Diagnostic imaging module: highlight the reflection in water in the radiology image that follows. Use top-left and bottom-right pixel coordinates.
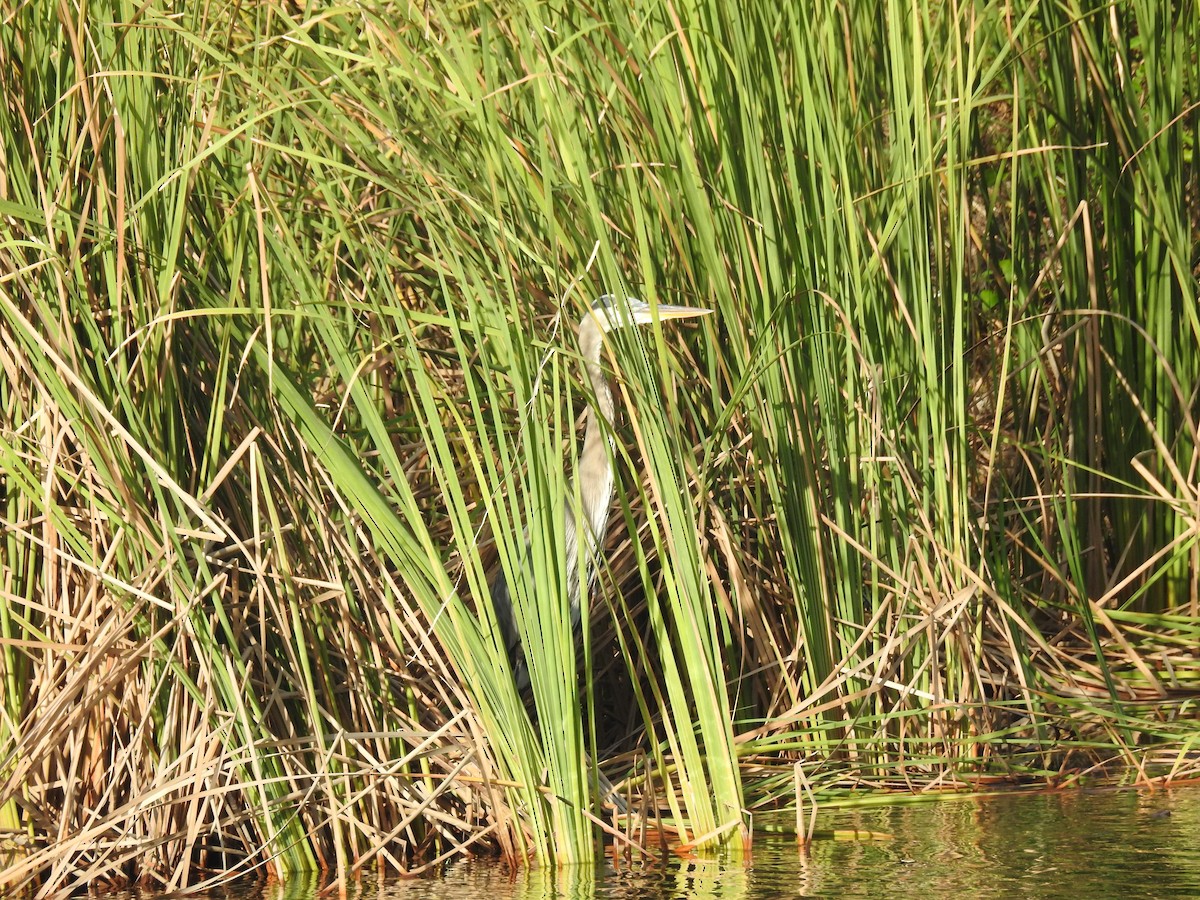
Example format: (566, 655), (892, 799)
(105, 787), (1200, 899)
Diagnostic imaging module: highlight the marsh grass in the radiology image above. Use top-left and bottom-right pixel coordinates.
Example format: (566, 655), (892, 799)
(1, 0), (1198, 891)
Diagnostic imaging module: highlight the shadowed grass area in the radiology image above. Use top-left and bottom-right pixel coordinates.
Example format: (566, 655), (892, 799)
(0, 0), (1198, 891)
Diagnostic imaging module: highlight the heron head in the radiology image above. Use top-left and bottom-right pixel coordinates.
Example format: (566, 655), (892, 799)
(589, 294), (713, 333)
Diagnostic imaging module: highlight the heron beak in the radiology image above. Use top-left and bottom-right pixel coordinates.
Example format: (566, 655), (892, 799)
(649, 304), (714, 321)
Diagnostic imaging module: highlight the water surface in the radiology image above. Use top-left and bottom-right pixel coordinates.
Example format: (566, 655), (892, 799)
(122, 786), (1200, 899)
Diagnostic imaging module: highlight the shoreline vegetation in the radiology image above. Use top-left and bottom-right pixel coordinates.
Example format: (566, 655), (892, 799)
(1, 0), (1198, 892)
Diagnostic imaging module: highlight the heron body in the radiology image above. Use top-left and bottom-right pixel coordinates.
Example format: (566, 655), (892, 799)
(489, 295), (711, 690)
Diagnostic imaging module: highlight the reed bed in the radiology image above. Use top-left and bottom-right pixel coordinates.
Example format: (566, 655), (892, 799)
(1, 0), (1198, 891)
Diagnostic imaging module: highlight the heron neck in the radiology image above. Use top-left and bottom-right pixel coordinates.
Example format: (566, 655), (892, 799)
(576, 318), (616, 556)
(578, 319), (615, 438)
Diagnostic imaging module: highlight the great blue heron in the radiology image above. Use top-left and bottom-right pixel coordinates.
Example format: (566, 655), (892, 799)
(489, 295), (712, 690)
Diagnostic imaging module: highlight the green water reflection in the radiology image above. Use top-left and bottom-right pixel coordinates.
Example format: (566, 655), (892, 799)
(119, 787), (1200, 899)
